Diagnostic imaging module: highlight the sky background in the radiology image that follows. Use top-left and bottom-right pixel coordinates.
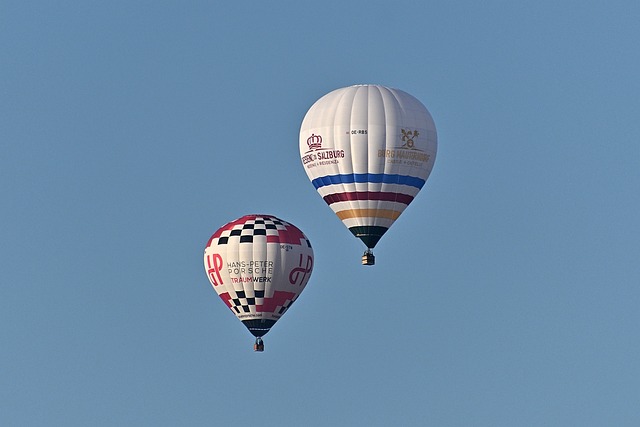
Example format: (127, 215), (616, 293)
(2, 1), (639, 426)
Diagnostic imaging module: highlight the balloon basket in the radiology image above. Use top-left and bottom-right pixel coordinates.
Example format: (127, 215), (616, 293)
(362, 250), (375, 266)
(254, 337), (264, 352)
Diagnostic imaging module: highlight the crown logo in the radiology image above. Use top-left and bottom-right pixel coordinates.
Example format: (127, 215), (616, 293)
(401, 129), (419, 149)
(307, 134), (322, 150)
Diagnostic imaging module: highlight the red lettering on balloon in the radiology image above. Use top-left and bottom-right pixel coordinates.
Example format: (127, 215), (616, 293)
(206, 253), (223, 286)
(289, 254), (313, 285)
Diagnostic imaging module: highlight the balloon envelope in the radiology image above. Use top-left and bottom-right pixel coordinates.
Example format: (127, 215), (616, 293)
(203, 214), (313, 339)
(299, 84), (437, 253)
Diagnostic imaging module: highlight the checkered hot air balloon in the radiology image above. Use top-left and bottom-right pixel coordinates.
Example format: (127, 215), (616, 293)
(203, 215), (313, 351)
(299, 85), (437, 265)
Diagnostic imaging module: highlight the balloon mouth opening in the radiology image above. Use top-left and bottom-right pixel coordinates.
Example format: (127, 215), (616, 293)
(242, 319), (277, 337)
(349, 226), (387, 249)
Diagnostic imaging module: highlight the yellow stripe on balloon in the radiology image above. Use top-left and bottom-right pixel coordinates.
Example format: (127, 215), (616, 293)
(336, 209), (402, 220)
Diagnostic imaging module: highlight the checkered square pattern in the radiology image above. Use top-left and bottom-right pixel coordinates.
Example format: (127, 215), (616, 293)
(274, 298), (295, 315)
(210, 215), (312, 248)
(218, 290), (297, 316)
(229, 289), (265, 314)
(217, 216), (283, 245)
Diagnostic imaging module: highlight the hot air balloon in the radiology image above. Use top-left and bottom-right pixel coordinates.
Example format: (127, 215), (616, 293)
(299, 84), (437, 265)
(203, 214), (313, 351)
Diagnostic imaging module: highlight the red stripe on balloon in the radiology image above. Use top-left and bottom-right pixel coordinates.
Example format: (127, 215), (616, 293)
(218, 292), (233, 308)
(256, 291), (297, 313)
(267, 225), (307, 245)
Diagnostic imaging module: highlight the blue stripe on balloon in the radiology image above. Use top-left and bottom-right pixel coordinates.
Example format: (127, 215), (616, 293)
(311, 173), (425, 190)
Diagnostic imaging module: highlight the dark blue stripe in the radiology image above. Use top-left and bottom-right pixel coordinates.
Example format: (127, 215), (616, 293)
(311, 173), (425, 190)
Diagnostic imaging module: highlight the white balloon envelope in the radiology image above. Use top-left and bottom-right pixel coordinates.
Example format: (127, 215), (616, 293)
(299, 84), (437, 265)
(203, 214), (313, 351)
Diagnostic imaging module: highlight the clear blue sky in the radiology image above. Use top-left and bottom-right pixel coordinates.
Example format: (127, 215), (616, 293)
(2, 1), (639, 426)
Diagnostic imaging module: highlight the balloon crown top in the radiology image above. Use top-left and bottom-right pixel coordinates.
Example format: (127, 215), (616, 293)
(307, 133), (322, 150)
(351, 84), (388, 88)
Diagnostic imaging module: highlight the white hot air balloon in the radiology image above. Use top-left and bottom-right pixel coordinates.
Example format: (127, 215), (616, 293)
(204, 214), (313, 351)
(299, 85), (437, 265)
